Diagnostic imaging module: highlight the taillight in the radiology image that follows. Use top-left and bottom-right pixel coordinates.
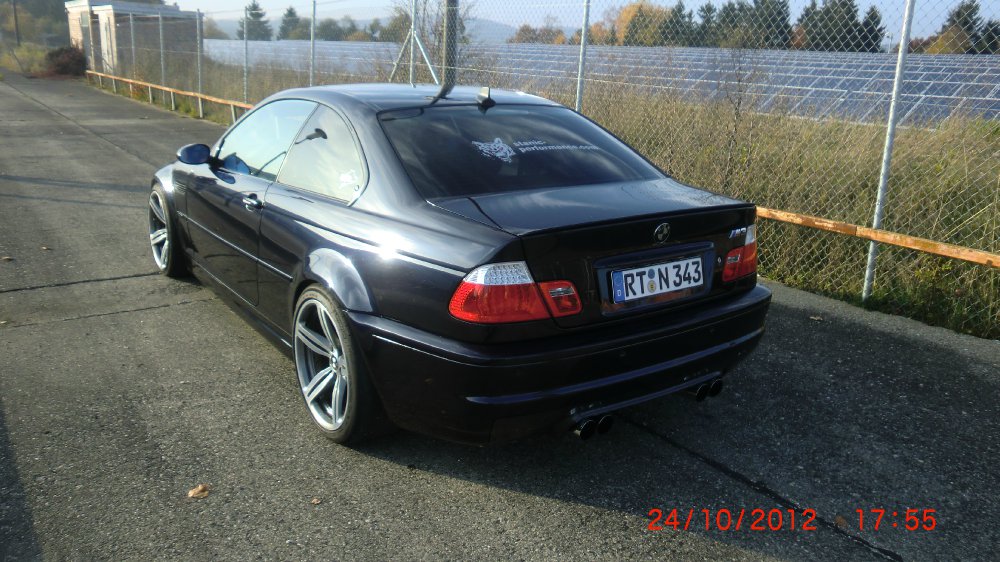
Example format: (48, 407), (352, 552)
(722, 224), (758, 282)
(448, 262), (581, 323)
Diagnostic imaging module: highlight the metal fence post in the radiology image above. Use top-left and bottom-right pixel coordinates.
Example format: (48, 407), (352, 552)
(862, 0), (917, 302)
(243, 7), (249, 103)
(129, 13), (136, 79)
(575, 0), (591, 113)
(196, 10), (204, 118)
(158, 13), (166, 88)
(409, 0), (417, 85)
(309, 0), (316, 86)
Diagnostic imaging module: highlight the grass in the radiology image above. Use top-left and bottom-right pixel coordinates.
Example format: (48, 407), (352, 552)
(88, 56), (1000, 339)
(0, 41), (49, 74)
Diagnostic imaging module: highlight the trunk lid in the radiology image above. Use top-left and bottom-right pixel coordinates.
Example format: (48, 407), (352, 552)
(433, 178), (757, 328)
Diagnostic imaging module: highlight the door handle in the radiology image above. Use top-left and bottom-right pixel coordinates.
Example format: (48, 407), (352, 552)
(242, 194), (263, 211)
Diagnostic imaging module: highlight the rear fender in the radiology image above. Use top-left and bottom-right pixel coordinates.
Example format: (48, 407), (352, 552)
(296, 247), (375, 316)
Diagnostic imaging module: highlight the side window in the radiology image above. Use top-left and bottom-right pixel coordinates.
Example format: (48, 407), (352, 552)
(277, 106), (366, 202)
(217, 100), (316, 181)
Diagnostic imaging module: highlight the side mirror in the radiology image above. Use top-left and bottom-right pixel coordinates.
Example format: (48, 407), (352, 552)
(177, 143), (211, 165)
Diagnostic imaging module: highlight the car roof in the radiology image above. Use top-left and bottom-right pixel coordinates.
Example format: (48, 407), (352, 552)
(269, 84), (561, 113)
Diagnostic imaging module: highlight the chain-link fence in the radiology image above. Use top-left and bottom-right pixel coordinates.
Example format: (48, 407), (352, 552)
(75, 0), (998, 338)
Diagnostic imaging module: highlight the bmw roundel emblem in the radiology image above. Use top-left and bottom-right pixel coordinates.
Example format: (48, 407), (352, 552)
(653, 223), (671, 244)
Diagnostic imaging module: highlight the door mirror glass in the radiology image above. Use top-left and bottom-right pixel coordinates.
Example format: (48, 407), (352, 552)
(177, 143), (211, 165)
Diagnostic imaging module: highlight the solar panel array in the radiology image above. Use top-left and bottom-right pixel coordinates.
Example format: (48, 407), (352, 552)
(204, 39), (1000, 125)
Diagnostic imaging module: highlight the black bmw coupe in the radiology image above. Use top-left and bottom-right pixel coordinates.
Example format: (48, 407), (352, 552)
(147, 84), (770, 444)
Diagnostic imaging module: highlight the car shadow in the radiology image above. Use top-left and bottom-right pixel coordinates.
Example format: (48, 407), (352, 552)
(0, 406), (42, 561)
(0, 174), (146, 195)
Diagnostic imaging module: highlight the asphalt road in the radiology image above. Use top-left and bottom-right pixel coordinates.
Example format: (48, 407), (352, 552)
(1, 73), (998, 561)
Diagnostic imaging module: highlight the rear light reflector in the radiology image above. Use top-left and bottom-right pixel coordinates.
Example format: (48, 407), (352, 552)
(722, 225), (758, 282)
(448, 262), (582, 323)
(538, 280), (582, 317)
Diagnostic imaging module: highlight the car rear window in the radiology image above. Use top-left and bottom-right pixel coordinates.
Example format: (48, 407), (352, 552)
(380, 105), (662, 198)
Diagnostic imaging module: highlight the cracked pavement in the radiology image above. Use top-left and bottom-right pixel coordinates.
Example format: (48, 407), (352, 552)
(1, 73), (998, 561)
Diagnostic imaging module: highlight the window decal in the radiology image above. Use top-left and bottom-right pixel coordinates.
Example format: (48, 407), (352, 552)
(472, 138), (515, 163)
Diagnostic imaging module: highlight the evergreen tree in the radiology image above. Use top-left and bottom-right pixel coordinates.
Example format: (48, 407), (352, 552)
(814, 0), (861, 51)
(661, 1), (695, 46)
(941, 0), (982, 52)
(277, 6), (300, 40)
(753, 0), (791, 49)
(717, 0), (753, 47)
(975, 19), (1000, 54)
(796, 0), (820, 50)
(697, 2), (718, 47)
(858, 6), (884, 52)
(237, 1), (272, 41)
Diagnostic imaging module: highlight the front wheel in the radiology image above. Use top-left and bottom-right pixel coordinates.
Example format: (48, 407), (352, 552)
(148, 183), (186, 277)
(293, 287), (387, 444)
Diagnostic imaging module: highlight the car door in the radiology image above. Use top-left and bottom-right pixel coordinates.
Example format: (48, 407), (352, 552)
(184, 99), (316, 305)
(257, 105), (369, 331)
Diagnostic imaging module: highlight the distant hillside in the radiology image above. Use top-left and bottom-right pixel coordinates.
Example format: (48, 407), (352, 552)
(467, 19), (517, 44)
(207, 17), (516, 44)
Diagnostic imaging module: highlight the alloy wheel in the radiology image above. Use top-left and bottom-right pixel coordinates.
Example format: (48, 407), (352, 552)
(294, 298), (350, 431)
(148, 191), (170, 270)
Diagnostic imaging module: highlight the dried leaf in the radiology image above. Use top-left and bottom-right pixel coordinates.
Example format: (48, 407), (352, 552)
(809, 316), (823, 321)
(187, 484), (210, 499)
(834, 515), (847, 529)
(0, 256), (13, 261)
(310, 497), (321, 505)
(40, 246), (51, 251)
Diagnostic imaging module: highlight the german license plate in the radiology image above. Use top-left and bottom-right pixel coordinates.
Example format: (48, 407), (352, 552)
(611, 256), (703, 303)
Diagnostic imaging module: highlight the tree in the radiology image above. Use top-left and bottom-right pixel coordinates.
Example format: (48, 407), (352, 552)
(380, 11), (409, 43)
(509, 16), (565, 44)
(316, 18), (343, 41)
(795, 0), (820, 50)
(616, 1), (671, 46)
(277, 6), (300, 40)
(858, 6), (884, 53)
(340, 16), (359, 37)
(752, 0), (790, 49)
(942, 0), (982, 40)
(813, 0), (862, 51)
(203, 18), (229, 39)
(717, 0), (753, 48)
(660, 1), (695, 46)
(975, 19), (999, 54)
(368, 18), (383, 40)
(237, 1), (272, 41)
(696, 3), (718, 47)
(927, 25), (972, 54)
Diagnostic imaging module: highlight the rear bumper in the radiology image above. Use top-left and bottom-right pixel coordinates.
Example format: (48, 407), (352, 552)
(348, 285), (771, 444)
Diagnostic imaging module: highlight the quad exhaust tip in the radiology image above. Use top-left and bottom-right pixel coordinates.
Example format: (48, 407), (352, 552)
(709, 379), (723, 397)
(686, 383), (710, 402)
(685, 378), (724, 402)
(573, 415), (614, 440)
(596, 415), (614, 434)
(573, 419), (597, 440)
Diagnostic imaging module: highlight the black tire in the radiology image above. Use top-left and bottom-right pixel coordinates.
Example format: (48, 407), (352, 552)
(147, 182), (187, 277)
(292, 286), (389, 444)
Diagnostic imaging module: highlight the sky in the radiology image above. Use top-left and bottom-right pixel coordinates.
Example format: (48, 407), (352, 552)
(171, 0), (1000, 42)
